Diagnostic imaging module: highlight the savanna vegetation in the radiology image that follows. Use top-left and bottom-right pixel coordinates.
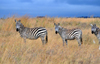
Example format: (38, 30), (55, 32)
(0, 16), (100, 64)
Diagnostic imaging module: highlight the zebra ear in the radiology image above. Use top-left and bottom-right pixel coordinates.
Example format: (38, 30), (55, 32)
(19, 20), (21, 22)
(90, 24), (93, 27)
(15, 19), (17, 22)
(54, 23), (56, 25)
(58, 23), (60, 25)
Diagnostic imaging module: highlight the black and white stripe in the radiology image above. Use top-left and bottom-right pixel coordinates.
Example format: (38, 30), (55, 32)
(68, 29), (81, 39)
(15, 20), (48, 45)
(90, 24), (100, 50)
(54, 23), (82, 46)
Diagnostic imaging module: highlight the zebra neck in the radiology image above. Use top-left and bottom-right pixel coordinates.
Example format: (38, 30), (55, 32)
(19, 26), (25, 33)
(94, 32), (98, 36)
(58, 27), (65, 35)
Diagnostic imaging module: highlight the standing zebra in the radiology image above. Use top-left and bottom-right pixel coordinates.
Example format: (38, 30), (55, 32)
(54, 23), (82, 46)
(15, 20), (48, 45)
(90, 24), (100, 50)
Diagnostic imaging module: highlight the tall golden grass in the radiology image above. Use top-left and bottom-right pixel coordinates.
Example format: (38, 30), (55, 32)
(0, 16), (100, 64)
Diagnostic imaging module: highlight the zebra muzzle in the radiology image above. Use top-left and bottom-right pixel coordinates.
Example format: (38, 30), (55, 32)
(55, 31), (58, 34)
(92, 31), (94, 34)
(16, 28), (19, 31)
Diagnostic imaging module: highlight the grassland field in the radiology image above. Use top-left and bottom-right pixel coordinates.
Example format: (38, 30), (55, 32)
(0, 16), (100, 64)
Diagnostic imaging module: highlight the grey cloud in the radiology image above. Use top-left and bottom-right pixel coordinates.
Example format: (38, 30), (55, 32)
(0, 0), (100, 18)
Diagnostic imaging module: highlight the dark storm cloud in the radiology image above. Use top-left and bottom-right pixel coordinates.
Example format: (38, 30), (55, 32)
(54, 0), (100, 6)
(0, 0), (100, 18)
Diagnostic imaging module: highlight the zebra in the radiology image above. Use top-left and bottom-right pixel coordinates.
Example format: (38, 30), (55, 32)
(90, 24), (100, 50)
(54, 23), (82, 46)
(15, 19), (48, 45)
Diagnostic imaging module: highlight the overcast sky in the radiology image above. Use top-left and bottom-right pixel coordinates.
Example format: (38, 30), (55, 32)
(0, 0), (100, 18)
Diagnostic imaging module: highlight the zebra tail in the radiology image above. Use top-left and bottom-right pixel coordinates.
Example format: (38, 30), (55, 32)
(46, 34), (48, 43)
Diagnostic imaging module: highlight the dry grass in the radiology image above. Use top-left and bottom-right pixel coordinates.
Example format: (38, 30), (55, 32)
(0, 16), (100, 64)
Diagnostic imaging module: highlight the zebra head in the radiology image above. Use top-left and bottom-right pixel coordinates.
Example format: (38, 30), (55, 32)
(90, 24), (99, 34)
(15, 20), (22, 31)
(54, 23), (61, 34)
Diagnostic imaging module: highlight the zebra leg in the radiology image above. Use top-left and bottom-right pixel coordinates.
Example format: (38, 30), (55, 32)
(99, 41), (100, 50)
(65, 40), (68, 45)
(23, 37), (26, 43)
(40, 36), (46, 45)
(23, 38), (26, 43)
(77, 39), (81, 46)
(62, 39), (65, 46)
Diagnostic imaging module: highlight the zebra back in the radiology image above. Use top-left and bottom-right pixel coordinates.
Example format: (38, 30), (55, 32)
(23, 27), (47, 39)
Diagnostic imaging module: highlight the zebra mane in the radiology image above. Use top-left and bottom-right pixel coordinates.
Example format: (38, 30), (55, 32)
(96, 27), (100, 34)
(68, 28), (79, 30)
(18, 22), (25, 32)
(59, 26), (64, 30)
(61, 27), (80, 33)
(20, 22), (25, 28)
